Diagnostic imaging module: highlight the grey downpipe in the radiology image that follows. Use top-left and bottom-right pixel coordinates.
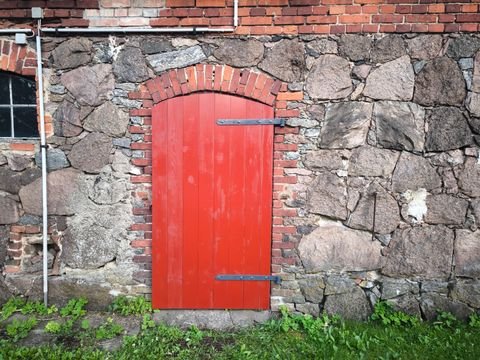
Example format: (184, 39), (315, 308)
(41, 1), (238, 34)
(35, 20), (49, 306)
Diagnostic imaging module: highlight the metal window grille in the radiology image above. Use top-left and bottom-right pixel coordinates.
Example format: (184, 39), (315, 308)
(0, 72), (38, 138)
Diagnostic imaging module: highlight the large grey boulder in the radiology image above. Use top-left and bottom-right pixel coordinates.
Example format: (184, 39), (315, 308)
(425, 107), (473, 151)
(348, 189), (400, 234)
(381, 278), (419, 299)
(83, 102), (129, 137)
(392, 152), (441, 193)
(213, 39), (264, 67)
(414, 57), (466, 106)
(472, 199), (480, 224)
(348, 145), (399, 177)
(141, 39), (173, 55)
(420, 294), (473, 321)
(371, 35), (406, 63)
(298, 222), (383, 272)
(319, 102), (372, 149)
(113, 46), (150, 83)
(305, 38), (338, 56)
(458, 157), (480, 197)
(324, 286), (371, 321)
(61, 64), (115, 106)
(0, 226), (7, 266)
(19, 168), (87, 216)
(446, 35), (480, 60)
(451, 280), (480, 308)
(473, 51), (480, 93)
(303, 150), (349, 171)
(51, 38), (92, 70)
(338, 34), (372, 62)
(374, 101), (425, 152)
(406, 35), (443, 60)
(455, 230), (480, 278)
(6, 155), (31, 172)
(68, 132), (112, 174)
(53, 100), (91, 138)
(364, 56), (414, 101)
(34, 148), (69, 171)
(5, 275), (114, 310)
(0, 167), (41, 195)
(298, 275), (325, 303)
(466, 92), (480, 117)
(147, 45), (206, 73)
(382, 225), (454, 280)
(308, 171), (347, 220)
(425, 194), (468, 225)
(258, 39), (305, 82)
(306, 55), (352, 100)
(87, 171), (127, 205)
(0, 195), (19, 224)
(62, 203), (132, 269)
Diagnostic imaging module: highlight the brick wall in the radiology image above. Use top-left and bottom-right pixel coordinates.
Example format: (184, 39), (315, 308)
(0, 0), (479, 33)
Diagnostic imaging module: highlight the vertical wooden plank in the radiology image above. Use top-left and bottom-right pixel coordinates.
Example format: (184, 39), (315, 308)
(182, 94), (200, 308)
(197, 93), (216, 308)
(227, 96), (247, 308)
(152, 103), (168, 308)
(212, 93), (233, 308)
(166, 96), (184, 307)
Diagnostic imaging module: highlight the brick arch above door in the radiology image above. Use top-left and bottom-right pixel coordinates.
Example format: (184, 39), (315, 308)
(130, 64), (303, 118)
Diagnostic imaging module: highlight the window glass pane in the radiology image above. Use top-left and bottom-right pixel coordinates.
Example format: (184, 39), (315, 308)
(13, 107), (38, 137)
(12, 75), (36, 104)
(0, 73), (10, 105)
(0, 108), (12, 137)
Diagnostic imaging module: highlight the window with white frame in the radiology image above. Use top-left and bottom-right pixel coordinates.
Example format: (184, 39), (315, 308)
(0, 72), (38, 138)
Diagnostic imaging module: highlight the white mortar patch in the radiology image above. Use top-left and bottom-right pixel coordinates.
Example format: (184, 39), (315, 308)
(403, 188), (428, 223)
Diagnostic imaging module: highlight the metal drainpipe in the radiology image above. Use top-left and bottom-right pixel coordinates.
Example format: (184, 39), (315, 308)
(0, 29), (34, 34)
(41, 1), (239, 34)
(35, 19), (49, 307)
(234, 0), (238, 27)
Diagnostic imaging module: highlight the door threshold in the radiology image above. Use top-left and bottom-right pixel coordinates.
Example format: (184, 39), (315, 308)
(152, 310), (271, 330)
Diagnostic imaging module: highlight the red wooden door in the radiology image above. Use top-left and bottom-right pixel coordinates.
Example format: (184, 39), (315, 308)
(152, 93), (274, 309)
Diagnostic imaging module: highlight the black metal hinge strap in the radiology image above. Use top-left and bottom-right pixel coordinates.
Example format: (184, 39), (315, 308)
(216, 118), (285, 127)
(215, 274), (281, 284)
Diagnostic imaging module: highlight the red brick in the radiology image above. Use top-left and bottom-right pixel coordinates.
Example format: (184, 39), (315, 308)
(131, 175), (152, 183)
(166, 0), (194, 7)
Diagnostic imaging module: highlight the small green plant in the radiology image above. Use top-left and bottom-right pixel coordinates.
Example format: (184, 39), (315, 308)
(0, 298), (26, 321)
(20, 301), (57, 316)
(141, 313), (156, 331)
(6, 317), (37, 342)
(371, 301), (420, 327)
(81, 319), (91, 330)
(469, 313), (480, 328)
(60, 298), (88, 319)
(44, 321), (62, 334)
(1, 298), (58, 321)
(95, 318), (124, 340)
(434, 311), (458, 328)
(109, 295), (152, 315)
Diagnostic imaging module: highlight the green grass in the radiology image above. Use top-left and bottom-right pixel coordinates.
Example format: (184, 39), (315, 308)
(1, 299), (479, 360)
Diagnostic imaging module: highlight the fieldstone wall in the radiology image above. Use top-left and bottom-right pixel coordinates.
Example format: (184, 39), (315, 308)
(0, 33), (479, 319)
